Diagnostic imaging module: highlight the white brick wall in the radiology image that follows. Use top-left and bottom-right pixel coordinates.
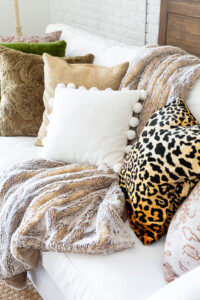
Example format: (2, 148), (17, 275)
(49, 0), (161, 46)
(146, 0), (161, 44)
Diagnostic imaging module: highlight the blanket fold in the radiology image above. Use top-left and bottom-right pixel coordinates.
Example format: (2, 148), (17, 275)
(121, 45), (200, 140)
(0, 159), (134, 289)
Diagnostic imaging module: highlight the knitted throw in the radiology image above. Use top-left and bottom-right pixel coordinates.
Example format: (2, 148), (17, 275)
(121, 46), (200, 144)
(0, 159), (134, 289)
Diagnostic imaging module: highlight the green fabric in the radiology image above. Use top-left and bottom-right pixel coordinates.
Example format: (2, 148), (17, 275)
(0, 40), (67, 57)
(0, 40), (67, 101)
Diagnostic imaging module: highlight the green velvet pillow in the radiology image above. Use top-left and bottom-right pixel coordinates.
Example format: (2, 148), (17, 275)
(0, 40), (66, 57)
(0, 40), (67, 101)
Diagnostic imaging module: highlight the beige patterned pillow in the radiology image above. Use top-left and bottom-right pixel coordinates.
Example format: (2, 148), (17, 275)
(35, 54), (129, 146)
(164, 181), (200, 282)
(0, 31), (62, 43)
(0, 46), (94, 136)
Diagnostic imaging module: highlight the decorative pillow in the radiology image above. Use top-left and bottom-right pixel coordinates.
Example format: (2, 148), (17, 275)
(119, 98), (200, 245)
(0, 31), (62, 43)
(0, 40), (67, 57)
(164, 180), (200, 282)
(40, 83), (147, 170)
(0, 40), (67, 104)
(0, 46), (94, 136)
(35, 54), (129, 146)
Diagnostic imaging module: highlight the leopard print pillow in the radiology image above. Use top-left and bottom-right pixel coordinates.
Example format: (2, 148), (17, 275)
(119, 98), (200, 245)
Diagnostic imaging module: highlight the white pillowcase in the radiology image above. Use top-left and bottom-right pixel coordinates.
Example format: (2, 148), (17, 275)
(40, 84), (147, 172)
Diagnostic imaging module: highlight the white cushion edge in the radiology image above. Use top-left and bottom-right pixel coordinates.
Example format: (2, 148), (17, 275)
(42, 252), (105, 300)
(148, 266), (200, 300)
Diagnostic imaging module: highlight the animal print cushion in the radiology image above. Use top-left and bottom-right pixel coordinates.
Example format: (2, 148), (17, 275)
(119, 98), (200, 245)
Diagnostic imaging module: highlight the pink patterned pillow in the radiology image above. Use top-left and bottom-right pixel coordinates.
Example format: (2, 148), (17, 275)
(164, 181), (200, 282)
(0, 31), (62, 43)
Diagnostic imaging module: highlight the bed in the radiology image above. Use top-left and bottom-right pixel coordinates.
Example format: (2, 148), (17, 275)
(1, 2), (200, 299)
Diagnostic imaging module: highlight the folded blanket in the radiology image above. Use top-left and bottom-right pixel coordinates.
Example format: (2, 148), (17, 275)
(0, 159), (134, 289)
(121, 45), (200, 143)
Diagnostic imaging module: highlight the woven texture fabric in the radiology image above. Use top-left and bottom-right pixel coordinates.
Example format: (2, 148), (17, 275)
(120, 45), (200, 145)
(0, 279), (42, 300)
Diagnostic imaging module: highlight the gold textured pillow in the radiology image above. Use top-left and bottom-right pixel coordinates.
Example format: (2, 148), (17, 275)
(0, 46), (94, 136)
(35, 53), (129, 146)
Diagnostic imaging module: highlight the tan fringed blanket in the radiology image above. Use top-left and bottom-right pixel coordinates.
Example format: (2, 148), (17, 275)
(121, 45), (200, 142)
(0, 159), (134, 289)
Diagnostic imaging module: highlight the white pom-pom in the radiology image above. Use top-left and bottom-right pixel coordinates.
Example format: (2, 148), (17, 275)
(49, 98), (54, 107)
(140, 90), (147, 100)
(66, 83), (76, 89)
(79, 86), (87, 90)
(125, 145), (132, 154)
(90, 87), (99, 91)
(121, 87), (129, 91)
(129, 117), (139, 128)
(55, 83), (65, 92)
(127, 130), (136, 140)
(113, 163), (122, 173)
(133, 103), (143, 114)
(105, 88), (113, 92)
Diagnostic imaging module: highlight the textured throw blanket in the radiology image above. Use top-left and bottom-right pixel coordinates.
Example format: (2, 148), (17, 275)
(121, 45), (200, 140)
(0, 159), (134, 289)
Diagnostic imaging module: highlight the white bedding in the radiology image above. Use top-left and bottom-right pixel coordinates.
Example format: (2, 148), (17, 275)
(42, 226), (166, 300)
(0, 137), (38, 172)
(0, 135), (167, 300)
(2, 22), (196, 300)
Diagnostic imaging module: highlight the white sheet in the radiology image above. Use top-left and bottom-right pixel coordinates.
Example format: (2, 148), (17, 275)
(42, 222), (167, 300)
(0, 137), (38, 172)
(46, 23), (142, 67)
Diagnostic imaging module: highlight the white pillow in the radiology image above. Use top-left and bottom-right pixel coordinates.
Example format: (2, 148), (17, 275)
(166, 78), (200, 123)
(186, 78), (200, 122)
(40, 84), (147, 172)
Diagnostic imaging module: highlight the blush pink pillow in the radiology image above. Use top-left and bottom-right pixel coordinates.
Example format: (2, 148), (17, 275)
(0, 31), (62, 43)
(164, 181), (200, 282)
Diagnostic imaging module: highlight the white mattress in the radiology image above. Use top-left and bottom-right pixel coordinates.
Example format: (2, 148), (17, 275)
(0, 137), (38, 172)
(41, 224), (167, 300)
(0, 136), (167, 299)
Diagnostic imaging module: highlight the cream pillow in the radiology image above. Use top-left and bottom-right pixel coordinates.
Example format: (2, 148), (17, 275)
(35, 53), (129, 146)
(40, 84), (147, 171)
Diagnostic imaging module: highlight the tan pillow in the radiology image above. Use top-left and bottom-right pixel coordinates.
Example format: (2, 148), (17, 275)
(0, 47), (94, 136)
(35, 54), (129, 146)
(164, 181), (200, 282)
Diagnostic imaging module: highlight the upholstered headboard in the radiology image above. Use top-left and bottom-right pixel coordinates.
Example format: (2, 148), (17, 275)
(158, 0), (200, 57)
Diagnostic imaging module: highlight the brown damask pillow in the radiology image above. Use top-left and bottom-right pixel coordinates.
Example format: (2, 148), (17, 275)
(35, 53), (129, 145)
(0, 46), (94, 136)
